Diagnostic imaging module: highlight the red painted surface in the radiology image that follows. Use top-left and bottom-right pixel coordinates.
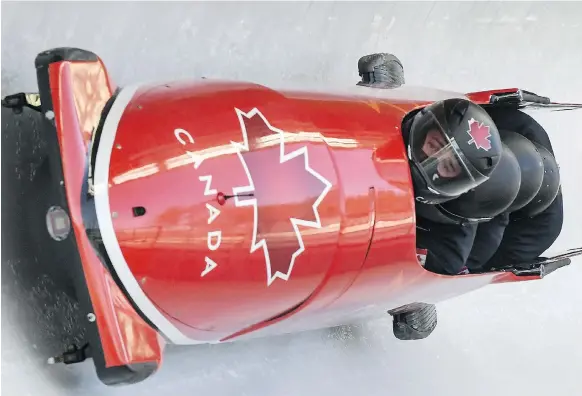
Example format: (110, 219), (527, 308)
(104, 79), (542, 343)
(50, 59), (164, 368)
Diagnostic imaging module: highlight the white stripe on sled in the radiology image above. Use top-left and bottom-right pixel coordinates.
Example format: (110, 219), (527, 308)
(93, 83), (208, 345)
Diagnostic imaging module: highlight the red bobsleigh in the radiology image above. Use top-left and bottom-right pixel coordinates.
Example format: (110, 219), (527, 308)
(3, 47), (581, 386)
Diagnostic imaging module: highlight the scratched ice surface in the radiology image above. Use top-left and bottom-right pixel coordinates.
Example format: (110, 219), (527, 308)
(2, 2), (582, 396)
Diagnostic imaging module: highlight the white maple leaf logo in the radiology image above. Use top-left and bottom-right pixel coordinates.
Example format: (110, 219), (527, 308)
(230, 108), (332, 286)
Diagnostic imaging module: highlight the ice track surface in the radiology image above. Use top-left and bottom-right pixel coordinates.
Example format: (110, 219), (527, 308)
(2, 2), (582, 396)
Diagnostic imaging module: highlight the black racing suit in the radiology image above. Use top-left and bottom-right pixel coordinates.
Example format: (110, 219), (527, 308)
(416, 108), (564, 275)
(416, 217), (477, 275)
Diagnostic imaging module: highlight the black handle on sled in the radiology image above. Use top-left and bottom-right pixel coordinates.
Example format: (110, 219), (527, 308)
(486, 247), (582, 278)
(520, 90), (551, 104)
(1, 92), (42, 114)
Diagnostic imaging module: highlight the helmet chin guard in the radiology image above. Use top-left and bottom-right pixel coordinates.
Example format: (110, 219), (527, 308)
(410, 164), (456, 205)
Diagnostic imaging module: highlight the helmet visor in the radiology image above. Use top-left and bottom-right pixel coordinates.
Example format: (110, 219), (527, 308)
(410, 113), (489, 196)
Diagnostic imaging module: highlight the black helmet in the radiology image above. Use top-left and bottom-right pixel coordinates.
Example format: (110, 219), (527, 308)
(500, 131), (544, 213)
(407, 98), (503, 204)
(436, 142), (522, 223)
(514, 142), (561, 218)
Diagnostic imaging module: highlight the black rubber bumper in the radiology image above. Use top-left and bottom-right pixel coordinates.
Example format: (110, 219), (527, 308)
(33, 47), (158, 386)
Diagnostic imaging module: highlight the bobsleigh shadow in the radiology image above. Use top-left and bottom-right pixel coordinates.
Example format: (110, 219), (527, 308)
(1, 106), (93, 388)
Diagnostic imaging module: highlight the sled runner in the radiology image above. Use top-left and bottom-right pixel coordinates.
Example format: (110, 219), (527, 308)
(3, 47), (580, 386)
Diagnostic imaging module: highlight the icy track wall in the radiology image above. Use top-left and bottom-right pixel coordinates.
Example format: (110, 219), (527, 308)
(2, 2), (582, 396)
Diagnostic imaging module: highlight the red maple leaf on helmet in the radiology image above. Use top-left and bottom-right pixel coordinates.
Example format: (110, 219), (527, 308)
(466, 118), (492, 151)
(231, 108), (332, 286)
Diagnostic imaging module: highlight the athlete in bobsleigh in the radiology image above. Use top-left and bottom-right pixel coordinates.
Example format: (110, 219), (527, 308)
(2, 47), (579, 387)
(358, 53), (563, 277)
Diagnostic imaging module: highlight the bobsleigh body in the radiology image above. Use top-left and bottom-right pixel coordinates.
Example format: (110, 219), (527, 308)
(92, 71), (514, 346)
(6, 48), (580, 386)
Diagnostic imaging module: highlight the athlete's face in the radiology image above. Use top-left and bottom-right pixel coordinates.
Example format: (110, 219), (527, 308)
(421, 129), (462, 178)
